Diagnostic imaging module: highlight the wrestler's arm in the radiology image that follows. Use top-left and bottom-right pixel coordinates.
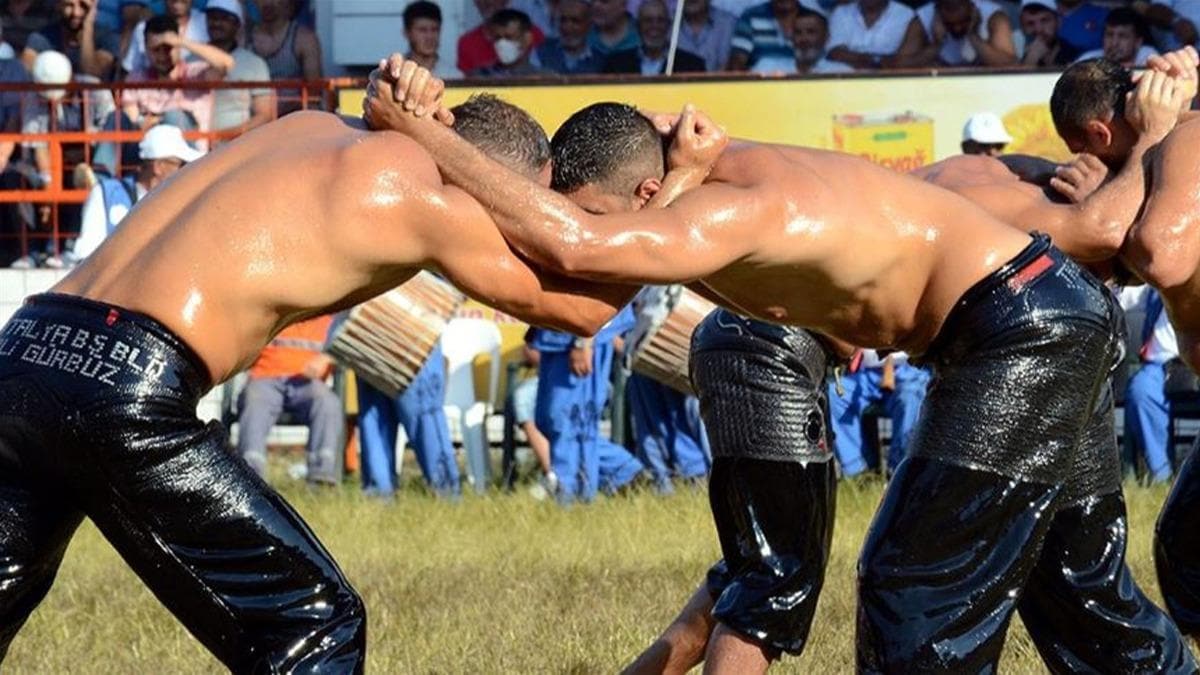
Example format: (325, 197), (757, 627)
(1123, 123), (1200, 291)
(952, 145), (1153, 261)
(417, 182), (639, 336)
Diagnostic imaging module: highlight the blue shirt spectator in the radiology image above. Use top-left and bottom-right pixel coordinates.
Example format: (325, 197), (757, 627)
(26, 1), (122, 80)
(1057, 0), (1107, 55)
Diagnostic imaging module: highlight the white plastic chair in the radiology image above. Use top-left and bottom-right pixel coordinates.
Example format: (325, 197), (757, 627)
(440, 318), (502, 493)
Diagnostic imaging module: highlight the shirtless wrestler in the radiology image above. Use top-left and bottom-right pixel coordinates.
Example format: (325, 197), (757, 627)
(0, 97), (636, 671)
(538, 102), (847, 675)
(624, 117), (1196, 671)
(366, 56), (1188, 671)
(1048, 49), (1200, 642)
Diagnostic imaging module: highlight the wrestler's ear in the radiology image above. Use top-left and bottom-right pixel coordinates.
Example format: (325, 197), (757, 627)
(1083, 119), (1114, 149)
(634, 177), (662, 208)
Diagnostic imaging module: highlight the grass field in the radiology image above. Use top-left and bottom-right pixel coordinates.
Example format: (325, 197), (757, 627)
(3, 463), (1181, 674)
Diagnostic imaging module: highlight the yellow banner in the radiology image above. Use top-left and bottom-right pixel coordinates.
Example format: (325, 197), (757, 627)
(339, 72), (1071, 163)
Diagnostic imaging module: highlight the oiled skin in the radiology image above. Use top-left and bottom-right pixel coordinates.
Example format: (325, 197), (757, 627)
(52, 112), (633, 383)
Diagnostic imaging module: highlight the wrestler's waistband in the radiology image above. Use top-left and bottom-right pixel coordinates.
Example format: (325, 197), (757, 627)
(692, 308), (831, 378)
(2, 293), (212, 401)
(916, 233), (1110, 366)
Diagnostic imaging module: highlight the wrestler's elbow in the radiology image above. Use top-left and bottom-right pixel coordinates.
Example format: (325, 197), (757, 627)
(1139, 257), (1194, 291)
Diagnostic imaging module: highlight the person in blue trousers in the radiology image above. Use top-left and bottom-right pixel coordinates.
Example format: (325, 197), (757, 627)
(626, 372), (711, 494)
(356, 342), (461, 499)
(1124, 287), (1178, 483)
(532, 304), (645, 504)
(827, 350), (930, 476)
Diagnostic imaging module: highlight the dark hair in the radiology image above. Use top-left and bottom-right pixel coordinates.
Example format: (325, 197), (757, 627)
(403, 1), (442, 29)
(1050, 58), (1132, 138)
(551, 102), (664, 195)
(1105, 6), (1148, 39)
(452, 94), (550, 177)
(145, 14), (180, 37)
(489, 8), (532, 31)
(794, 6), (828, 28)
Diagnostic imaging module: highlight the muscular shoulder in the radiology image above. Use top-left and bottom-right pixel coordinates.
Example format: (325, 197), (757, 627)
(913, 154), (1015, 189)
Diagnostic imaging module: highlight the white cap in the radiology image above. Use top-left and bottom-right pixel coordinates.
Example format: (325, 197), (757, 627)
(32, 50), (72, 101)
(204, 0), (244, 22)
(1020, 0), (1055, 12)
(962, 112), (1013, 144)
(139, 124), (205, 163)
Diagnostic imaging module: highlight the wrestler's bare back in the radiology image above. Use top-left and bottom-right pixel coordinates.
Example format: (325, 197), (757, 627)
(654, 143), (1033, 352)
(50, 112), (597, 383)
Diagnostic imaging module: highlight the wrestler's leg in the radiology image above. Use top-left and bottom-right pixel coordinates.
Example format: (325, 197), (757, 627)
(0, 419), (83, 661)
(1018, 391), (1195, 672)
(1156, 437), (1200, 638)
(0, 374), (91, 661)
(70, 412), (365, 673)
(622, 583), (716, 675)
(858, 311), (1115, 672)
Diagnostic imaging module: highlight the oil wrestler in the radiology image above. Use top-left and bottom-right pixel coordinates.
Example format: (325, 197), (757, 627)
(0, 96), (637, 671)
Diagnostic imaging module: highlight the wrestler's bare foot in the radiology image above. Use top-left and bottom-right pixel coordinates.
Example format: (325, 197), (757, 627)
(622, 585), (716, 675)
(703, 623), (774, 675)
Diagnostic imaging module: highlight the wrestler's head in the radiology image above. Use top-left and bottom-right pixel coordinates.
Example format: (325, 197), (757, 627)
(450, 94), (552, 186)
(1050, 59), (1138, 169)
(550, 102), (664, 214)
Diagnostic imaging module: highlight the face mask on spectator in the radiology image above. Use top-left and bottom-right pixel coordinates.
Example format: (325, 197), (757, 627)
(495, 38), (522, 64)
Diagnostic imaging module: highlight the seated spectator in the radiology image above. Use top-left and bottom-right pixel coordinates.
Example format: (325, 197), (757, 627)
(911, 0), (1017, 67)
(678, 0), (737, 72)
(1055, 0), (1108, 57)
(536, 0), (604, 74)
(828, 350), (930, 477)
(604, 0), (707, 74)
(356, 343), (461, 500)
(458, 0), (545, 73)
(117, 0), (151, 63)
(960, 111), (1012, 155)
(122, 0), (208, 75)
(237, 315), (343, 487)
(1145, 0), (1198, 50)
(121, 15), (232, 142)
(206, 0), (275, 138)
(827, 0), (925, 69)
(4, 0), (54, 58)
(24, 0), (121, 80)
(1019, 0), (1075, 66)
(402, 1), (460, 80)
(18, 50), (113, 264)
(1075, 8), (1158, 68)
(750, 6), (853, 73)
(513, 0), (555, 38)
(589, 0), (640, 58)
(471, 9), (548, 76)
(74, 123), (199, 258)
(1124, 287), (1178, 483)
(0, 41), (31, 267)
(250, 0), (322, 117)
(728, 0), (804, 71)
